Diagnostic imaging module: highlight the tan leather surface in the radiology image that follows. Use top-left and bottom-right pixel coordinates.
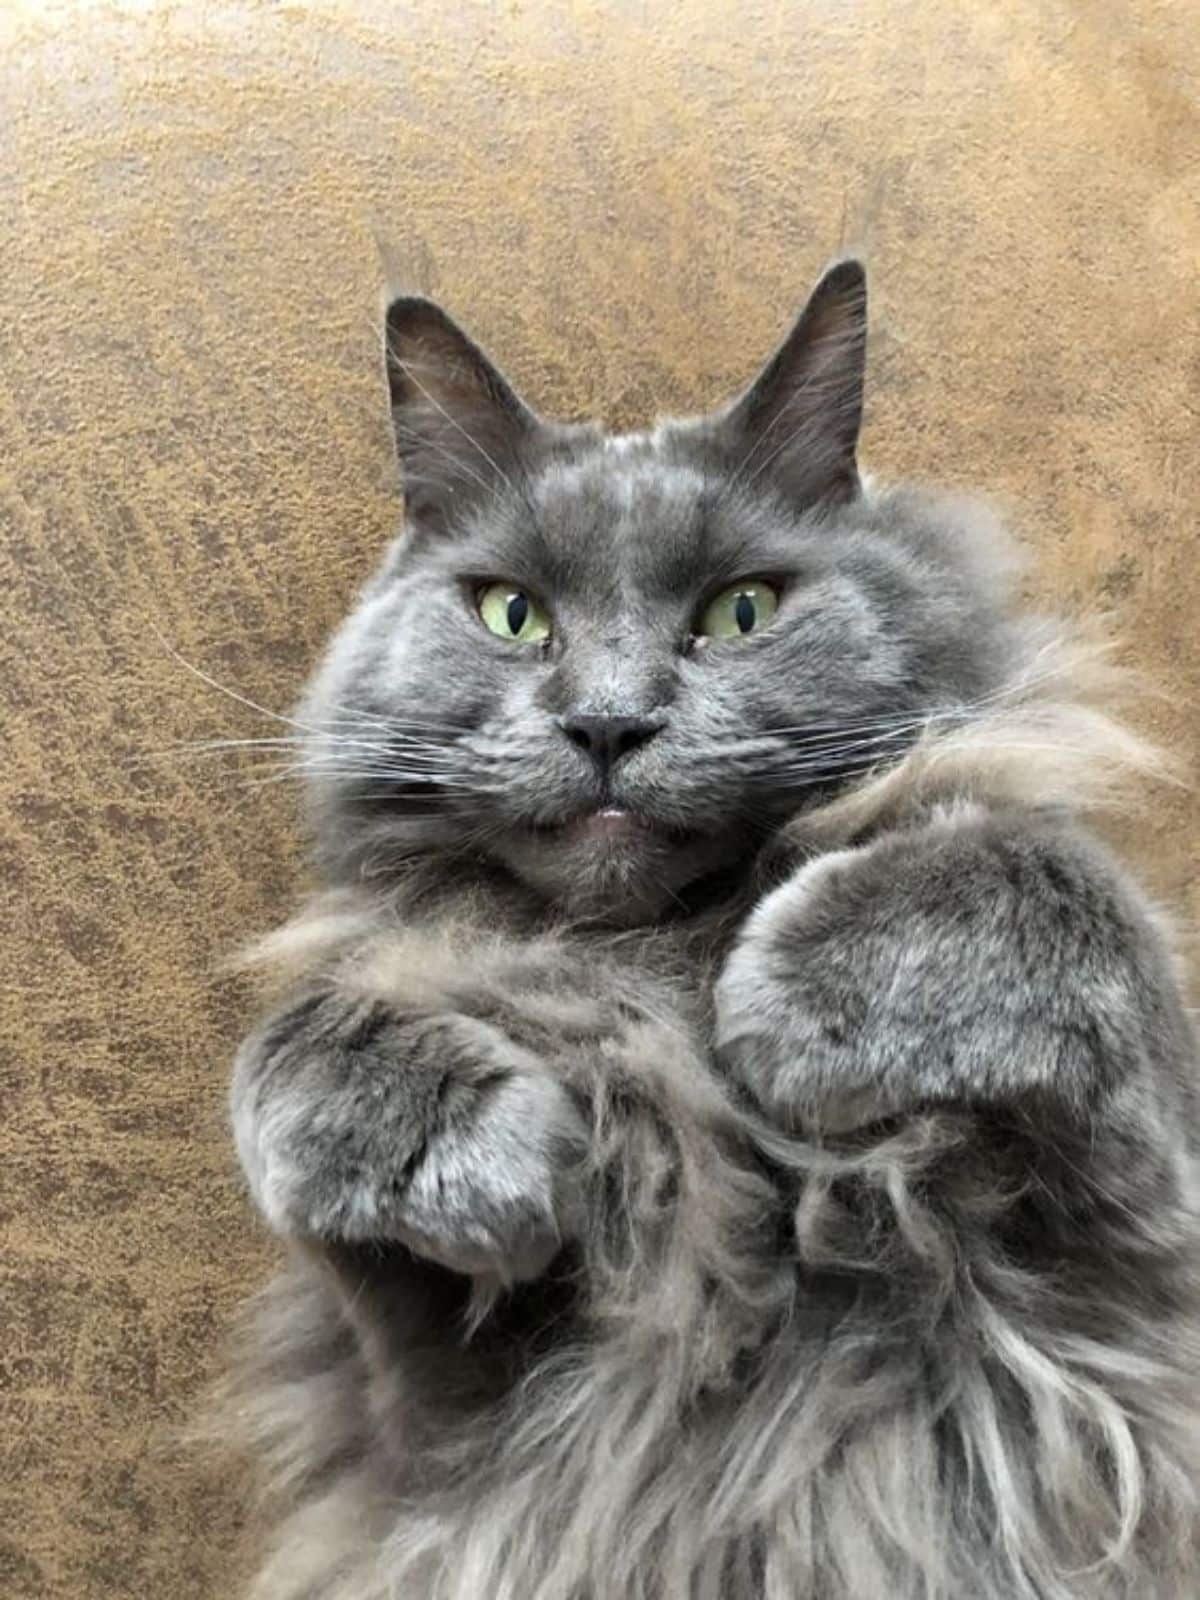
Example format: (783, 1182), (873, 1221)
(2, 2), (1196, 1594)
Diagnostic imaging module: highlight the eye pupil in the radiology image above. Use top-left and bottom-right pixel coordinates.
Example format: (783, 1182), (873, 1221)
(506, 593), (529, 635)
(696, 579), (777, 640)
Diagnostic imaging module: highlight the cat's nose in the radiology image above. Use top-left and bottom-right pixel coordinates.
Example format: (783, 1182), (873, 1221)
(558, 712), (665, 775)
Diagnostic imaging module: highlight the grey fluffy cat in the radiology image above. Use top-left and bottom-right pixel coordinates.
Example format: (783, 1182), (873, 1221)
(224, 261), (1200, 1598)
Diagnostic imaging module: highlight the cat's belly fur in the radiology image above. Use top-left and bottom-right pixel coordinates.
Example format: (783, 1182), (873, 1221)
(228, 813), (1200, 1599)
(239, 1125), (1199, 1600)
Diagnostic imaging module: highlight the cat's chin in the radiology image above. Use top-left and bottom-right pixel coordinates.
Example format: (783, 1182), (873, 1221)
(495, 809), (728, 925)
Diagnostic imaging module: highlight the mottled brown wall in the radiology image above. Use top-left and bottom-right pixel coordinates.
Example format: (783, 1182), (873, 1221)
(1, 1), (1196, 1594)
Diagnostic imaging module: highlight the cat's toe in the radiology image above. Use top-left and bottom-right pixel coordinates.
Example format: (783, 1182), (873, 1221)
(388, 1068), (586, 1279)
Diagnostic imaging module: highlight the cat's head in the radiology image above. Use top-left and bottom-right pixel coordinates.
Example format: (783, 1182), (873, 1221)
(301, 262), (1015, 922)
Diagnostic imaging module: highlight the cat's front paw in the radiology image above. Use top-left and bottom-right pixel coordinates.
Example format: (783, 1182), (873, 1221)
(233, 1000), (587, 1281)
(391, 1060), (587, 1280)
(716, 813), (1151, 1135)
(714, 847), (908, 1133)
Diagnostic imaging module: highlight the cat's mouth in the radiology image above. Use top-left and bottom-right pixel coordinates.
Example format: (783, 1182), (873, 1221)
(539, 806), (691, 848)
(504, 803), (738, 921)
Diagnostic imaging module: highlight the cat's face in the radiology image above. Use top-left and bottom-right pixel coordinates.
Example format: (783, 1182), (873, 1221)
(302, 263), (1008, 921)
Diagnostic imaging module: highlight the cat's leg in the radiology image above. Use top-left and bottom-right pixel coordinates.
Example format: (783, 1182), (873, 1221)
(715, 803), (1196, 1161)
(714, 804), (1200, 1589)
(234, 993), (584, 1281)
(232, 931), (694, 1286)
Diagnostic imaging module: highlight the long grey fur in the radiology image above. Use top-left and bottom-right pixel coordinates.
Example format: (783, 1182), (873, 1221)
(219, 261), (1200, 1598)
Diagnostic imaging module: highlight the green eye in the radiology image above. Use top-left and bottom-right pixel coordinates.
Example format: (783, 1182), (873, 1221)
(698, 580), (779, 639)
(477, 583), (552, 643)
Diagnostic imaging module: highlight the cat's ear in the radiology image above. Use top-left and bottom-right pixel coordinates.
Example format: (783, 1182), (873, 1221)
(719, 259), (867, 507)
(385, 297), (537, 532)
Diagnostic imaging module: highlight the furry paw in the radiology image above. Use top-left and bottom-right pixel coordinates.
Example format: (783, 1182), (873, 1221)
(234, 1000), (586, 1281)
(714, 847), (896, 1133)
(715, 812), (1155, 1134)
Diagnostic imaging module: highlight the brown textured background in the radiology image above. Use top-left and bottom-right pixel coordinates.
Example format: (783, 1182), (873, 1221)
(2, 1), (1197, 1594)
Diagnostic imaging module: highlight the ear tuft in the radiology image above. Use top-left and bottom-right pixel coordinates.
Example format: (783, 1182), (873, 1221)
(384, 299), (536, 533)
(723, 259), (868, 507)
